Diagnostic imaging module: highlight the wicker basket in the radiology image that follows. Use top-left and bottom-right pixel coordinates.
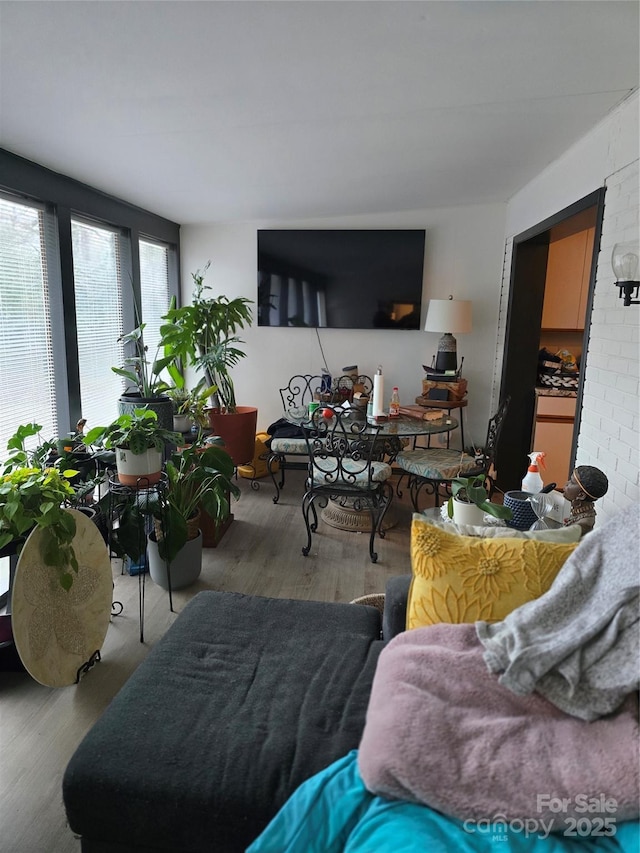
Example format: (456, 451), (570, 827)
(538, 372), (579, 390)
(154, 510), (201, 542)
(349, 593), (385, 616)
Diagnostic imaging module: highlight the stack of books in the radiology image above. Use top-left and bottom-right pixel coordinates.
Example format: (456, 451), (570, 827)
(398, 405), (446, 421)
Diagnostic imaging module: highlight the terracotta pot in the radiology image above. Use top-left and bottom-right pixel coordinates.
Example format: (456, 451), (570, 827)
(206, 406), (258, 466)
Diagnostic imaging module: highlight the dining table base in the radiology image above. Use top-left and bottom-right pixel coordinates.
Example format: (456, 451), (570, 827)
(320, 497), (398, 533)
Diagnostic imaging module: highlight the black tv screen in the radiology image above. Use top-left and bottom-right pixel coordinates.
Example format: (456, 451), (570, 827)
(257, 229), (425, 330)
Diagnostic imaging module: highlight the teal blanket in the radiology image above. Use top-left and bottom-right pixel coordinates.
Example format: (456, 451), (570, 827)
(247, 751), (639, 853)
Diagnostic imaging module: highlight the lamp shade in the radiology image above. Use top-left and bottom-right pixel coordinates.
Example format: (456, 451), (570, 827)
(424, 299), (472, 334)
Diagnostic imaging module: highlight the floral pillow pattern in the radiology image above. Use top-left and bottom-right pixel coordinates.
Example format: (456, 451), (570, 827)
(407, 516), (578, 629)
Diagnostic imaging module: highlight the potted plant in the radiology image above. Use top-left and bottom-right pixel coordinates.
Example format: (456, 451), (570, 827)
(447, 474), (513, 526)
(160, 262), (257, 465)
(167, 379), (217, 435)
(147, 438), (239, 590)
(112, 300), (180, 431)
(0, 423), (80, 590)
(84, 408), (181, 486)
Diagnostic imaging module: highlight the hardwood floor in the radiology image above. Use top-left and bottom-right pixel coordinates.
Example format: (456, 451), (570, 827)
(0, 470), (430, 853)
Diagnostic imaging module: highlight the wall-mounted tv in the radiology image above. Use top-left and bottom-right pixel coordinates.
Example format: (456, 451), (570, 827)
(257, 229), (425, 330)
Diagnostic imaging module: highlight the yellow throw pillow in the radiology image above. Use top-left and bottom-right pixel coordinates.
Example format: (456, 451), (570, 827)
(407, 516), (579, 630)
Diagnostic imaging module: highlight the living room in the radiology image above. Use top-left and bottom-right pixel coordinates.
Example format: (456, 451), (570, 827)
(0, 2), (639, 852)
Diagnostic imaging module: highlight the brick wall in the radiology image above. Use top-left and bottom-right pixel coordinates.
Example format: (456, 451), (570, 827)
(578, 159), (639, 520)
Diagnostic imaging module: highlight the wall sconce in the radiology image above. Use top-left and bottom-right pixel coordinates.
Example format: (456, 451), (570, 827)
(424, 296), (472, 371)
(612, 241), (639, 306)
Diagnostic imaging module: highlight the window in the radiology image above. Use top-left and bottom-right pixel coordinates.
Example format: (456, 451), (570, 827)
(72, 219), (126, 429)
(0, 150), (180, 607)
(0, 195), (59, 451)
(139, 238), (171, 363)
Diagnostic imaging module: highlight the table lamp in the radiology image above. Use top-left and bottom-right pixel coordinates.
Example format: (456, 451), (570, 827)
(424, 297), (472, 372)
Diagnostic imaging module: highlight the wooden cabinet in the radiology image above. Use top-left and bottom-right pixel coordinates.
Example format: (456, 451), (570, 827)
(533, 394), (577, 488)
(541, 225), (595, 330)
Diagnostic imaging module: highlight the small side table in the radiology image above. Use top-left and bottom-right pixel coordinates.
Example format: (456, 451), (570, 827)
(414, 396), (468, 451)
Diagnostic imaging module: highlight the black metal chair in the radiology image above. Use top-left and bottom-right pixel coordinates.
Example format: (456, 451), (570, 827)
(266, 374), (324, 503)
(301, 406), (393, 563)
(266, 374), (373, 503)
(395, 396), (510, 512)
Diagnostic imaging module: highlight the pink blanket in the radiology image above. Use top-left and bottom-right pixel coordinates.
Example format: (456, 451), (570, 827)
(358, 624), (639, 826)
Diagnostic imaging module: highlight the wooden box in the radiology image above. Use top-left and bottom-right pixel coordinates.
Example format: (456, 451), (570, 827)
(421, 378), (468, 401)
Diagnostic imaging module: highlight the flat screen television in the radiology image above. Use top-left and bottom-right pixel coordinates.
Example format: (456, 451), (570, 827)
(257, 229), (425, 330)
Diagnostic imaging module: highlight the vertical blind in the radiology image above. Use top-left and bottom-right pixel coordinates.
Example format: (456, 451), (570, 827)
(0, 196), (58, 452)
(139, 238), (170, 366)
(72, 219), (125, 429)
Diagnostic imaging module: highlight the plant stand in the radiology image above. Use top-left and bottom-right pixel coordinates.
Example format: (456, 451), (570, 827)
(107, 472), (170, 643)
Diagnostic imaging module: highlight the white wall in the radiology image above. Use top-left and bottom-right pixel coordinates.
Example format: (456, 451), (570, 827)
(180, 204), (506, 446)
(495, 92), (639, 524)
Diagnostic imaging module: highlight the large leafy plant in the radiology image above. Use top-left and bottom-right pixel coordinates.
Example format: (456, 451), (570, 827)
(112, 322), (177, 399)
(160, 262), (253, 413)
(154, 439), (239, 564)
(83, 408), (181, 454)
(447, 474), (512, 521)
(0, 423), (80, 590)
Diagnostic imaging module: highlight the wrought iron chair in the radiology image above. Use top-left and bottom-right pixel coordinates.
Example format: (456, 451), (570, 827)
(267, 374), (373, 503)
(301, 406), (393, 563)
(266, 374), (324, 503)
(395, 396), (510, 512)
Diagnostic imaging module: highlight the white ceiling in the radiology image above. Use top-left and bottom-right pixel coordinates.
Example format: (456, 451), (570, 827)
(0, 1), (638, 225)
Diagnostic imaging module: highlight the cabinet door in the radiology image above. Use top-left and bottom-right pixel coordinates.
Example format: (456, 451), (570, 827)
(542, 230), (589, 329)
(577, 226), (595, 324)
(532, 418), (574, 488)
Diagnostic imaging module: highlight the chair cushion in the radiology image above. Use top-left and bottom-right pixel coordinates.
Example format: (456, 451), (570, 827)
(270, 437), (308, 454)
(395, 448), (478, 480)
(407, 515), (578, 630)
(311, 459), (392, 489)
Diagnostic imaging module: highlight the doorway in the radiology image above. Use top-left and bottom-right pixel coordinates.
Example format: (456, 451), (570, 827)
(496, 188), (606, 492)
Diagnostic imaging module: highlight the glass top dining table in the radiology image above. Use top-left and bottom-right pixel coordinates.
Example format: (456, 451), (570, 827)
(284, 408), (458, 459)
(282, 408), (458, 534)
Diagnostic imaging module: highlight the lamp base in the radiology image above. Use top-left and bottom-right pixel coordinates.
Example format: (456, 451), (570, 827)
(616, 280), (640, 307)
(435, 333), (458, 372)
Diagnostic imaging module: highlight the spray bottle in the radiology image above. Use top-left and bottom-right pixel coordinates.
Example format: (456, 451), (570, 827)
(522, 452), (546, 493)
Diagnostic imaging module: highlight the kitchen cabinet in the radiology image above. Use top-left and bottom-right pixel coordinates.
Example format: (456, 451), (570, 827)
(541, 225), (595, 330)
(533, 394), (577, 488)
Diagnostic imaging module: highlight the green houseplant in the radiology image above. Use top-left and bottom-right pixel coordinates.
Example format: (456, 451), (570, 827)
(447, 474), (512, 522)
(148, 439), (239, 582)
(166, 379), (217, 434)
(160, 262), (257, 464)
(112, 289), (182, 432)
(84, 408), (181, 486)
(160, 262), (253, 414)
(0, 423), (80, 590)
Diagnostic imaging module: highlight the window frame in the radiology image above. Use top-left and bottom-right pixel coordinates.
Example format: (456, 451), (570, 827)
(0, 148), (180, 431)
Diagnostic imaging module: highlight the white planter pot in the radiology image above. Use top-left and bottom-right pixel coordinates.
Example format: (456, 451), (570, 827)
(115, 447), (163, 486)
(147, 530), (203, 591)
(173, 414), (193, 433)
(451, 498), (487, 527)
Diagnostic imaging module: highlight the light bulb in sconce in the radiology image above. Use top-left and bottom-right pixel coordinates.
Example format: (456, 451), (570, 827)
(611, 241), (640, 307)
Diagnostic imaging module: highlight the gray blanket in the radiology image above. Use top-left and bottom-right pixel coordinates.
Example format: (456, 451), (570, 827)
(476, 502), (640, 721)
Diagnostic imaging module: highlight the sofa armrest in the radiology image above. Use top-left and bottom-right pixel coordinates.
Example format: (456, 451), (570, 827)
(382, 574), (411, 641)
